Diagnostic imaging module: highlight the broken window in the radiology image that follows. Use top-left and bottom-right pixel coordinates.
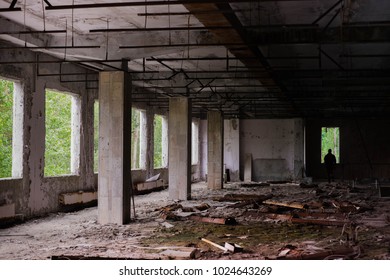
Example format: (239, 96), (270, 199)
(321, 127), (339, 163)
(0, 78), (23, 179)
(44, 89), (80, 176)
(93, 100), (99, 173)
(191, 120), (199, 165)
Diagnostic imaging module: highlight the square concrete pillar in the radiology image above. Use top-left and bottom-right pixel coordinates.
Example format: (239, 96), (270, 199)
(207, 110), (224, 189)
(98, 71), (131, 225)
(168, 97), (191, 200)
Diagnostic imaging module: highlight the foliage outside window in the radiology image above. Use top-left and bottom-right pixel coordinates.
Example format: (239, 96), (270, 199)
(321, 127), (339, 163)
(154, 114), (163, 168)
(45, 90), (72, 176)
(0, 79), (14, 178)
(131, 108), (141, 169)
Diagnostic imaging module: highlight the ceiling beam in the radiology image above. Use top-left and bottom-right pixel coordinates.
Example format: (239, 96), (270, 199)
(45, 0), (312, 10)
(249, 25), (390, 45)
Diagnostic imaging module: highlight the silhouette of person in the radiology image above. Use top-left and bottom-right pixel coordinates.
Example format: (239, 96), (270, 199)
(324, 149), (336, 183)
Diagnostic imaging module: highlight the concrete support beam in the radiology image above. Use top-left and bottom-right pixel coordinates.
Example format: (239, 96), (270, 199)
(207, 110), (224, 189)
(98, 71), (131, 225)
(168, 97), (191, 200)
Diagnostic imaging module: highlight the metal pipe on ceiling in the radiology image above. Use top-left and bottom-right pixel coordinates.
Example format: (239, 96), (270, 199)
(0, 30), (67, 35)
(90, 24), (318, 33)
(45, 0), (312, 10)
(120, 43), (248, 49)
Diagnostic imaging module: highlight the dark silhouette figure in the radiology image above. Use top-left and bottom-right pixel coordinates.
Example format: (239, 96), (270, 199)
(324, 149), (336, 183)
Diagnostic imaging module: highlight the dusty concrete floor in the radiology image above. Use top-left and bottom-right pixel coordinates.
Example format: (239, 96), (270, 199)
(1, 181), (389, 260)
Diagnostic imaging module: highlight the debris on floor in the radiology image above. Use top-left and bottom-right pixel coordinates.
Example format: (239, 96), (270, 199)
(1, 181), (390, 260)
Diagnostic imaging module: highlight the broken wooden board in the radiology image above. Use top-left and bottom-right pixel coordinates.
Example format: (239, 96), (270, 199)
(263, 199), (308, 210)
(201, 238), (228, 253)
(190, 216), (237, 225)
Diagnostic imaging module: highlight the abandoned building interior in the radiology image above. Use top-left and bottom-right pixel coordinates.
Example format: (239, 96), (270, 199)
(0, 0), (390, 260)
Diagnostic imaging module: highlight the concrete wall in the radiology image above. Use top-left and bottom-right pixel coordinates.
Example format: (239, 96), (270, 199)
(306, 119), (390, 181)
(239, 119), (304, 181)
(0, 46), (170, 219)
(0, 47), (97, 217)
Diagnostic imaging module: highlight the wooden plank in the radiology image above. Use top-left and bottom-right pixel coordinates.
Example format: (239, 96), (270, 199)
(190, 216), (237, 225)
(201, 238), (228, 252)
(263, 199), (308, 210)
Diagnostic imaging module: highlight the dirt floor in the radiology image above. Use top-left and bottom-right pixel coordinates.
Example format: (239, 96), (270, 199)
(1, 181), (390, 260)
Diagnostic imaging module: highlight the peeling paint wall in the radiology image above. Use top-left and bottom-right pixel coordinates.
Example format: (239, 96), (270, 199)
(239, 119), (303, 181)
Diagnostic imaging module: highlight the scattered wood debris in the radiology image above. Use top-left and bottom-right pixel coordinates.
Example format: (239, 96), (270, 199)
(189, 216), (237, 225)
(276, 246), (359, 260)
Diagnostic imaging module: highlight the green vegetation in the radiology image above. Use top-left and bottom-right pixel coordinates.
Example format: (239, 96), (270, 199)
(131, 108), (141, 169)
(44, 90), (72, 176)
(0, 79), (14, 178)
(153, 114), (163, 168)
(94, 101), (99, 173)
(321, 127), (339, 163)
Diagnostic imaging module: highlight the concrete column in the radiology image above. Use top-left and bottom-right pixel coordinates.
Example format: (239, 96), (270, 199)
(98, 71), (131, 225)
(168, 97), (191, 200)
(207, 110), (224, 189)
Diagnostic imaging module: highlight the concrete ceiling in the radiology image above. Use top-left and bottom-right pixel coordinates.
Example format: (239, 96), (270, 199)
(1, 0), (390, 118)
